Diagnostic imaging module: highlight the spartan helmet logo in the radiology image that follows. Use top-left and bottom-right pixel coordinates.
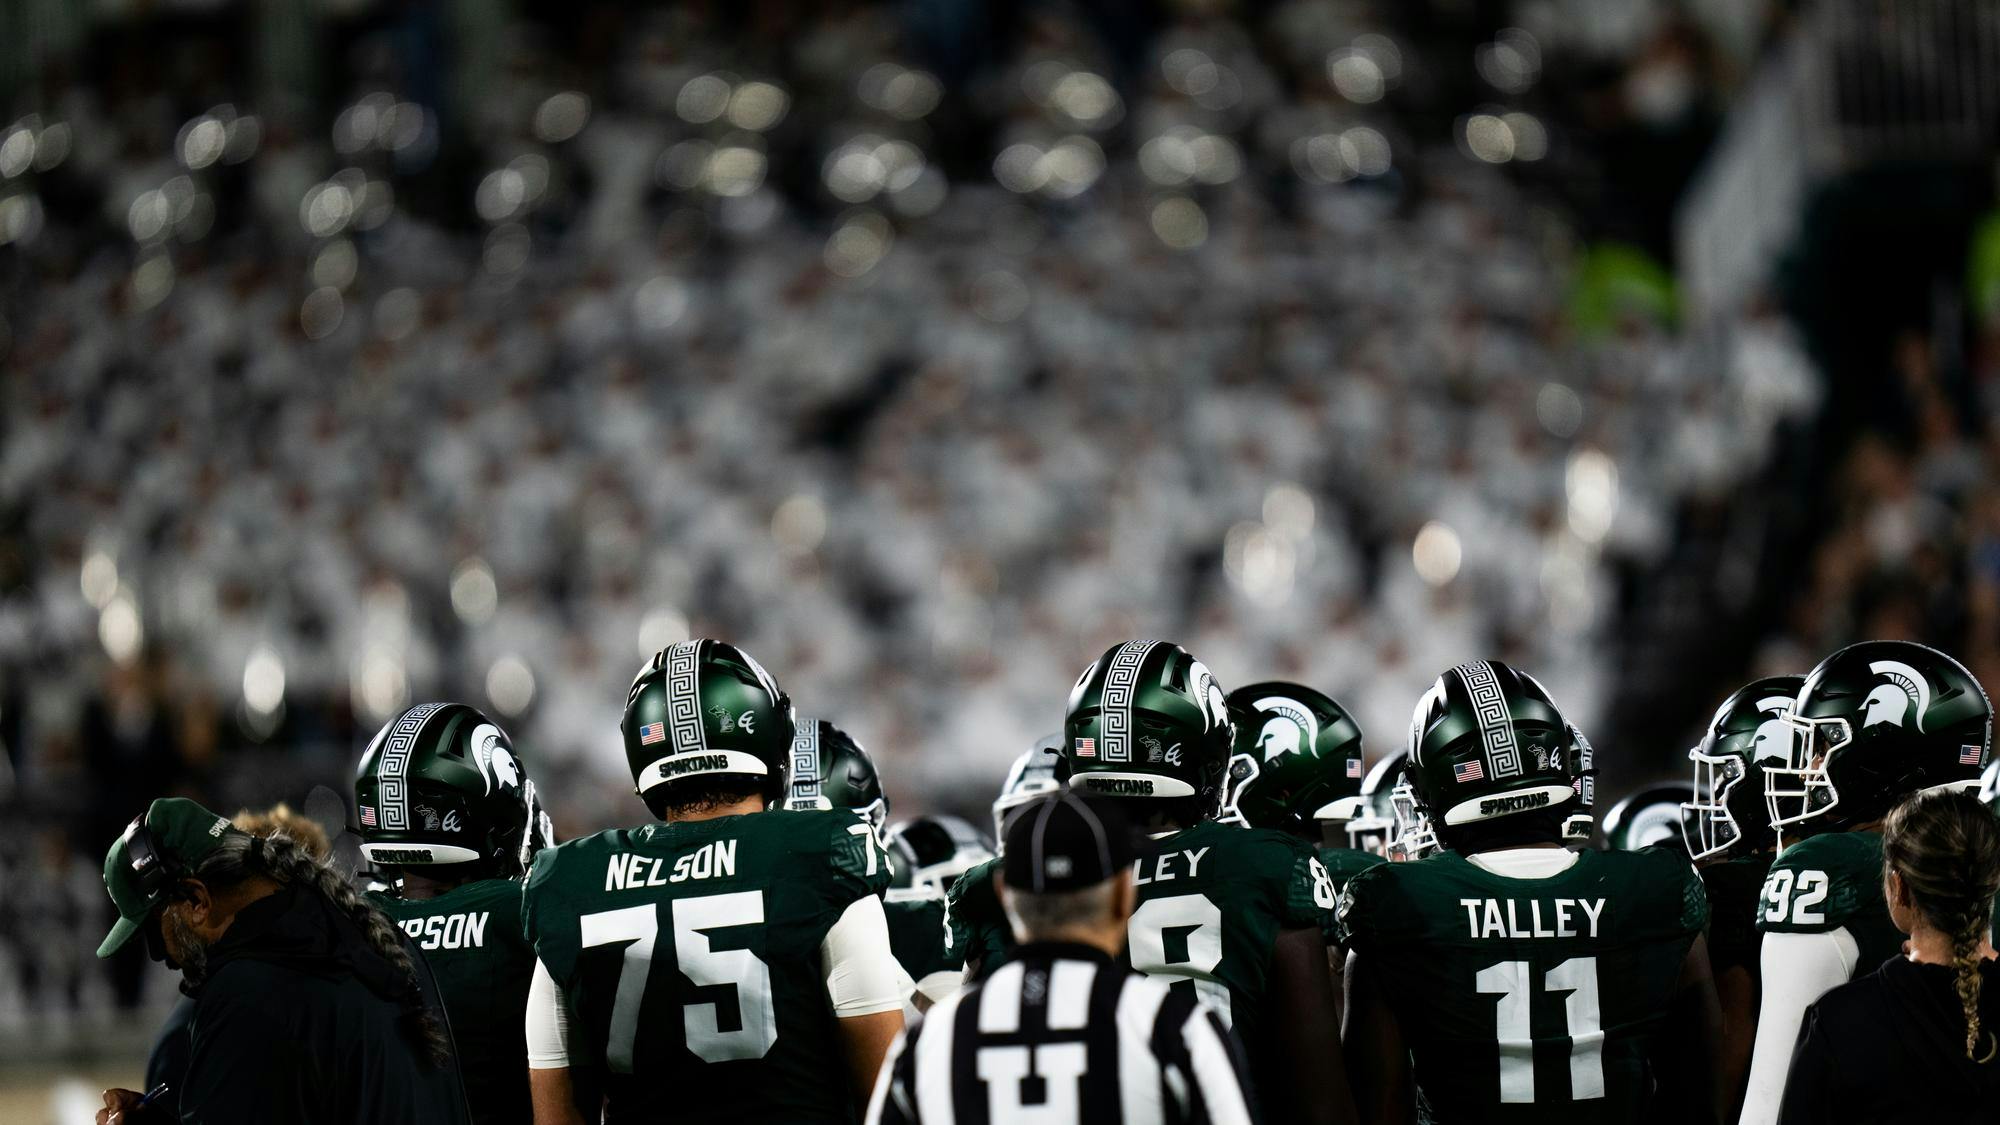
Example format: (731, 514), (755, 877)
(1863, 660), (1931, 731)
(1252, 697), (1318, 761)
(1751, 696), (1792, 763)
(1256, 716), (1303, 759)
(471, 725), (521, 792)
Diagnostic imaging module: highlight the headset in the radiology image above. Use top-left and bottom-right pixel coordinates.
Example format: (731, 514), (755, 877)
(120, 814), (182, 903)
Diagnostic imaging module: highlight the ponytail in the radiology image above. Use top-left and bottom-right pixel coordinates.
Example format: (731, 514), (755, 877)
(192, 831), (452, 1069)
(1883, 788), (2000, 1062)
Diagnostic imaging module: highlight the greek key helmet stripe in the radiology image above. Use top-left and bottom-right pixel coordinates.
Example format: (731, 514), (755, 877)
(378, 701), (447, 831)
(1454, 661), (1523, 779)
(665, 639), (708, 757)
(1101, 640), (1160, 764)
(790, 715), (822, 804)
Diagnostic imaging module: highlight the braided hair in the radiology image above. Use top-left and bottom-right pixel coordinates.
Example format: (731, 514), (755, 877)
(188, 831), (452, 1068)
(1882, 788), (2000, 1062)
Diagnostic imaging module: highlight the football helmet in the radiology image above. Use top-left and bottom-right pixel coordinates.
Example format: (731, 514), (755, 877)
(1602, 782), (1696, 851)
(1765, 641), (1991, 832)
(992, 734), (1067, 846)
(1222, 681), (1367, 835)
(1682, 675), (1804, 860)
(1346, 751), (1404, 855)
(1562, 722), (1597, 845)
(354, 702), (552, 874)
(1061, 640), (1234, 817)
(621, 639), (796, 806)
(787, 717), (887, 831)
(1406, 661), (1580, 834)
(886, 816), (994, 899)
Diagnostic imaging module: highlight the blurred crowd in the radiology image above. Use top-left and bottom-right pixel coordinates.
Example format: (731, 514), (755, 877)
(0, 0), (1815, 1037)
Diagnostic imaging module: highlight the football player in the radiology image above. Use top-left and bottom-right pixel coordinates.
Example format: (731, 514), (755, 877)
(882, 816), (990, 1009)
(1677, 674), (1802, 1120)
(1339, 661), (1723, 1125)
(1222, 681), (1384, 892)
(354, 703), (553, 1125)
(1738, 641), (1992, 1125)
(1064, 640), (1353, 1125)
(945, 735), (1064, 979)
(520, 641), (905, 1125)
(787, 717), (961, 1012)
(1600, 782), (1696, 852)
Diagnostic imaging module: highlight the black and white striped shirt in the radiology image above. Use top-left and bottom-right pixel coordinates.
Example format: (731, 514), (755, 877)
(865, 943), (1257, 1125)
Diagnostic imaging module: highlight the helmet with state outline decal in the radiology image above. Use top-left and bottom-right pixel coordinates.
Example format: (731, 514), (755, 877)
(1405, 661), (1581, 845)
(621, 639), (797, 814)
(1061, 640), (1234, 820)
(354, 702), (552, 874)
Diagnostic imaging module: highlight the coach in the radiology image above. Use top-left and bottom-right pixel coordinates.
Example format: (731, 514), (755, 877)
(92, 798), (468, 1125)
(866, 792), (1258, 1124)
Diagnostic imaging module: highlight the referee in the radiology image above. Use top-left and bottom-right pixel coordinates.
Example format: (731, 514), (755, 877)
(866, 792), (1257, 1124)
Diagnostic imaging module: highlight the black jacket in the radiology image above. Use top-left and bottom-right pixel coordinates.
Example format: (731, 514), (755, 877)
(1778, 955), (2000, 1124)
(177, 886), (470, 1125)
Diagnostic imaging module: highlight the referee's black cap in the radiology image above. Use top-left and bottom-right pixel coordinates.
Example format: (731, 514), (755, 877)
(1003, 792), (1147, 894)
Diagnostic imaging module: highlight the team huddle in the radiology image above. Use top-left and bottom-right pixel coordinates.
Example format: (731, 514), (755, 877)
(107, 634), (1998, 1123)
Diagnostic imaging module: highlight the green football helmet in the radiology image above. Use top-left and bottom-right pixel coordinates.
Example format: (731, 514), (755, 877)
(1602, 782), (1696, 851)
(992, 734), (1068, 846)
(621, 639), (796, 808)
(1682, 675), (1804, 860)
(354, 702), (551, 874)
(886, 816), (994, 899)
(786, 716), (887, 831)
(1765, 640), (1992, 832)
(1222, 681), (1366, 836)
(1406, 661), (1580, 837)
(1061, 640), (1234, 816)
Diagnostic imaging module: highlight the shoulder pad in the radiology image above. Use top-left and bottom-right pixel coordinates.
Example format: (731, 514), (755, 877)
(1758, 832), (1882, 933)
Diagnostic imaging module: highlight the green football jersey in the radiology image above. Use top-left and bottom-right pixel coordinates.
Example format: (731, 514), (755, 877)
(1320, 845), (1388, 893)
(883, 895), (959, 981)
(1756, 832), (1904, 973)
(1700, 853), (1772, 979)
(521, 809), (891, 1125)
(1339, 847), (1706, 1124)
(370, 878), (533, 1125)
(1128, 822), (1336, 1054)
(944, 855), (1011, 979)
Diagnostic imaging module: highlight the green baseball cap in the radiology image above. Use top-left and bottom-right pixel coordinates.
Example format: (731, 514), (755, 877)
(97, 798), (243, 958)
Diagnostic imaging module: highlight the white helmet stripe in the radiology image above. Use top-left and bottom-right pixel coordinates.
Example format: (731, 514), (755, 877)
(789, 715), (823, 808)
(377, 701), (447, 832)
(1100, 640), (1159, 764)
(1455, 661), (1523, 780)
(664, 640), (708, 756)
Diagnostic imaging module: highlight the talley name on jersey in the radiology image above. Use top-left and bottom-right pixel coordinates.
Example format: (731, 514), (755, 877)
(1457, 897), (1607, 940)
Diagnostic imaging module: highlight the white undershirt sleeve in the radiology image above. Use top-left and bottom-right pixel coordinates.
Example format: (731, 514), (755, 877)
(525, 957), (573, 1069)
(1736, 927), (1860, 1125)
(824, 895), (911, 1016)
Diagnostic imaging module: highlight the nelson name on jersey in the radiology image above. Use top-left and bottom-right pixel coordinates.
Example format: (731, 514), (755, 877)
(603, 839), (738, 890)
(1459, 895), (1606, 940)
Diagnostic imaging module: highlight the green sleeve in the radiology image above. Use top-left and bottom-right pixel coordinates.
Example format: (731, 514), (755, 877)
(821, 809), (894, 904)
(946, 859), (1012, 977)
(1334, 861), (1393, 950)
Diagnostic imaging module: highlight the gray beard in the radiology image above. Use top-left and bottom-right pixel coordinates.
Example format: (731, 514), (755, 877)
(164, 909), (210, 988)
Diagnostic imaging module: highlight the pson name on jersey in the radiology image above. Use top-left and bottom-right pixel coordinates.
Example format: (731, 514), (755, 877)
(1459, 896), (1606, 939)
(604, 839), (738, 891)
(400, 911), (490, 951)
